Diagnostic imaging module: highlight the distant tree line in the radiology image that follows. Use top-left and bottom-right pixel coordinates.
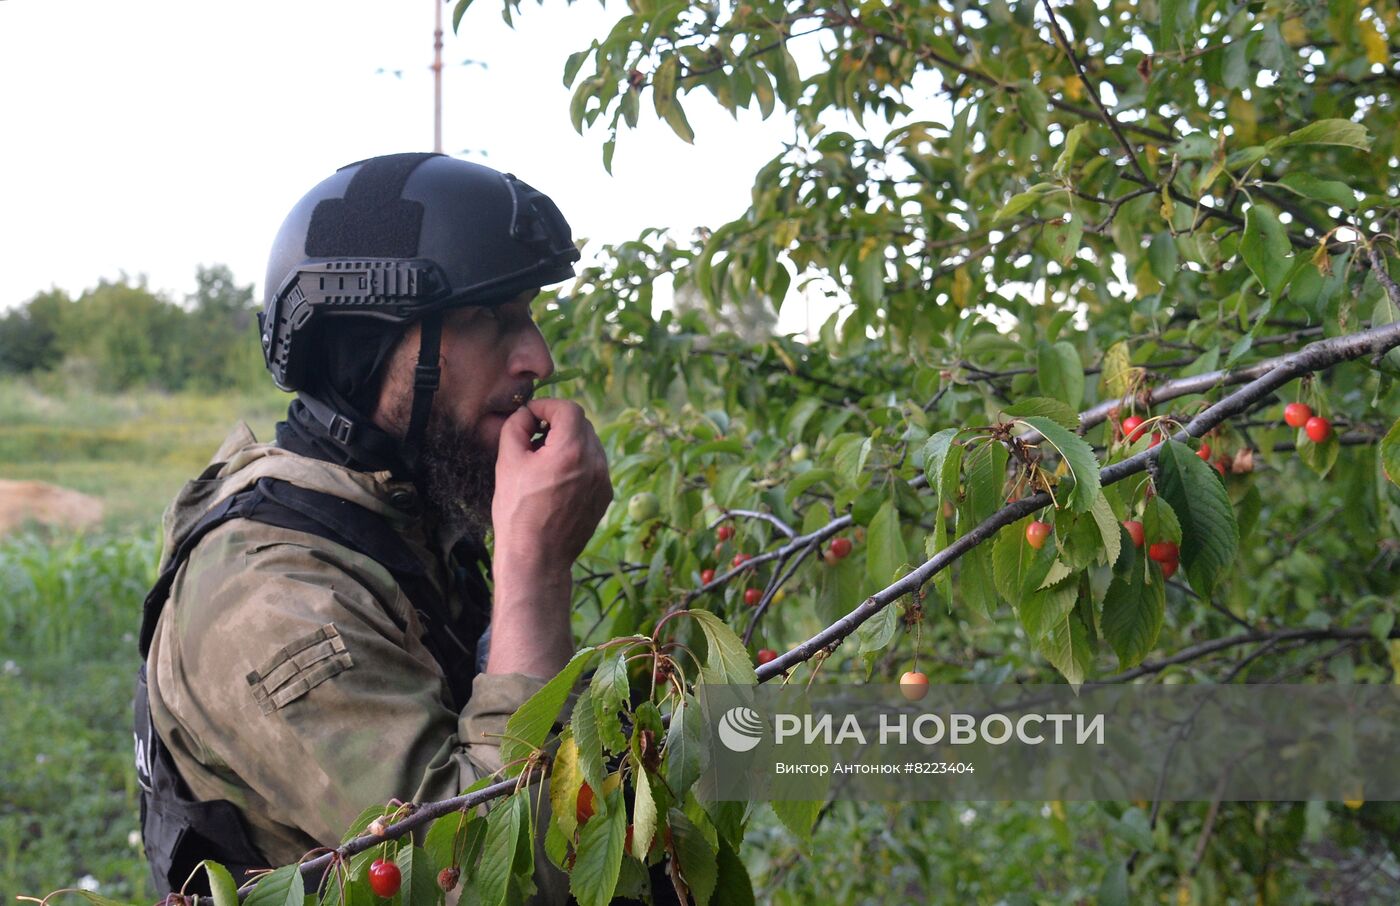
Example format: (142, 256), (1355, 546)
(0, 265), (266, 392)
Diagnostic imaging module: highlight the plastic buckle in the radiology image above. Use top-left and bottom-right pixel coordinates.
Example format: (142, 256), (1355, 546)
(414, 365), (441, 391)
(330, 415), (355, 445)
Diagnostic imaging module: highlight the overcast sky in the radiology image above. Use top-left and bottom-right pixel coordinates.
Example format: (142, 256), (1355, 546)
(0, 0), (826, 330)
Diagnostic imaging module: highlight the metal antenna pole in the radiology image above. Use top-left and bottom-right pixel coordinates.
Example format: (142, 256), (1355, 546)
(433, 0), (444, 153)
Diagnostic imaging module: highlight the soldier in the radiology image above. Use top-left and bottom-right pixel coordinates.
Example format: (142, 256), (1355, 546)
(135, 153), (613, 903)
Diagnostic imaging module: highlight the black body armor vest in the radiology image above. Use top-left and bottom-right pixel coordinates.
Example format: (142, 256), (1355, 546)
(133, 477), (490, 894)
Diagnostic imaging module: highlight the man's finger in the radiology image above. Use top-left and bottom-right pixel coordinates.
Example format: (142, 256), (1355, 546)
(520, 397), (583, 431)
(497, 404), (543, 455)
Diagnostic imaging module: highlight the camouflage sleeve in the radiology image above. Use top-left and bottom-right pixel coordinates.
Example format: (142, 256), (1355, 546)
(152, 520), (562, 852)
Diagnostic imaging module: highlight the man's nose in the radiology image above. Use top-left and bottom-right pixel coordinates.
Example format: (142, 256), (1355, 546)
(511, 321), (554, 383)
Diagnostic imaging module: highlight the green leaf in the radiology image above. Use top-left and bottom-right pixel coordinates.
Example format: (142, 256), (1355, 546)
(1038, 608), (1094, 691)
(785, 467), (836, 504)
(669, 808), (719, 905)
(663, 96), (696, 143)
(572, 687), (607, 794)
(664, 693), (706, 800)
(395, 845), (438, 906)
(1017, 415), (1102, 513)
(855, 598), (898, 655)
(1036, 340), (1085, 409)
(501, 647), (597, 775)
(1381, 418), (1400, 487)
(994, 515), (1058, 606)
(1159, 0), (1187, 51)
(652, 55), (679, 116)
(1276, 174), (1357, 210)
(771, 42), (802, 106)
(572, 787), (627, 906)
(197, 861), (238, 906)
(1101, 545), (1165, 669)
(770, 798), (823, 846)
(714, 838), (757, 906)
(1155, 440), (1239, 596)
(591, 650), (631, 753)
(827, 432), (873, 487)
(1098, 861), (1131, 906)
(452, 0), (474, 33)
(1298, 425), (1340, 477)
(1042, 214), (1083, 265)
(993, 182), (1060, 223)
(1241, 204), (1291, 298)
(563, 47), (592, 87)
(1020, 575), (1078, 643)
(631, 762), (659, 860)
(1268, 118), (1372, 151)
(1099, 341), (1136, 398)
(1003, 397), (1079, 431)
(477, 794), (526, 906)
(1147, 232), (1179, 285)
(550, 734), (584, 840)
(1142, 495), (1181, 544)
(1089, 492), (1123, 568)
(958, 441), (1009, 617)
(1053, 122), (1089, 178)
(243, 864), (304, 906)
(688, 610), (758, 685)
(866, 499), (909, 588)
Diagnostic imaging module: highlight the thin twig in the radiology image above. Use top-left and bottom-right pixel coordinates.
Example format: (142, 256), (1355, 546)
(1039, 0), (1152, 184)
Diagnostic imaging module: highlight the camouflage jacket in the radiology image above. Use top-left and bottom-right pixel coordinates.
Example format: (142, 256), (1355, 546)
(145, 422), (570, 901)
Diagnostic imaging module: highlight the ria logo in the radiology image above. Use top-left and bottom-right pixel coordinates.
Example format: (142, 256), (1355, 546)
(718, 706), (765, 752)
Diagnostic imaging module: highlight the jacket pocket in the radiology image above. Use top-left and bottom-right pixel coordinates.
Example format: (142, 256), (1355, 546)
(246, 623), (354, 714)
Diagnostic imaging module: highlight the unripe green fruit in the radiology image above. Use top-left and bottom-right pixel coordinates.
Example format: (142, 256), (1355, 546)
(627, 492), (659, 521)
(790, 443), (810, 463)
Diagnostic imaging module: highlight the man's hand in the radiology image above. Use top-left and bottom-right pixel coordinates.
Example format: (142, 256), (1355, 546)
(484, 398), (612, 680)
(493, 398), (613, 565)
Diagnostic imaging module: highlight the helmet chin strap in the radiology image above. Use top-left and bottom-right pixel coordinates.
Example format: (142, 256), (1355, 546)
(399, 312), (443, 476)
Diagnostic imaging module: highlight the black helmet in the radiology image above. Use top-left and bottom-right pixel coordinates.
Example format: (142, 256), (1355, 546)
(258, 152), (580, 471)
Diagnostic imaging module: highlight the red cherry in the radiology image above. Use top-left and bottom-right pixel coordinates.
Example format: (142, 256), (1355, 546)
(1122, 520), (1145, 548)
(743, 588), (762, 606)
(700, 569), (715, 585)
(576, 782), (595, 825)
(1025, 521), (1052, 549)
(1284, 402), (1313, 428)
(1197, 442), (1211, 460)
(756, 648), (778, 665)
(1304, 416), (1331, 443)
(899, 671), (929, 701)
(1213, 457), (1228, 477)
(1149, 431), (1163, 447)
(822, 548), (840, 565)
(1160, 557), (1179, 580)
(1120, 415), (1146, 442)
(828, 537), (853, 559)
(369, 859), (402, 898)
(1148, 541), (1179, 563)
(731, 553), (752, 568)
(716, 524), (734, 542)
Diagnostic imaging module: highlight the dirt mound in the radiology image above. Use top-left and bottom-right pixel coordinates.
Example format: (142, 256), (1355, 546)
(0, 480), (104, 535)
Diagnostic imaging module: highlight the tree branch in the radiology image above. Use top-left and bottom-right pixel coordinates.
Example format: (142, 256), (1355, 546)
(756, 319), (1400, 680)
(1038, 0), (1151, 185)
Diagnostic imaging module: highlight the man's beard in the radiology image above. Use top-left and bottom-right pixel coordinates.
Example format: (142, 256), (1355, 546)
(418, 410), (496, 546)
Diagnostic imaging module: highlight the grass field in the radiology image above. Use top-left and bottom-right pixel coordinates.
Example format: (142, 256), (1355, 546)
(0, 380), (289, 901)
(0, 379), (290, 528)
